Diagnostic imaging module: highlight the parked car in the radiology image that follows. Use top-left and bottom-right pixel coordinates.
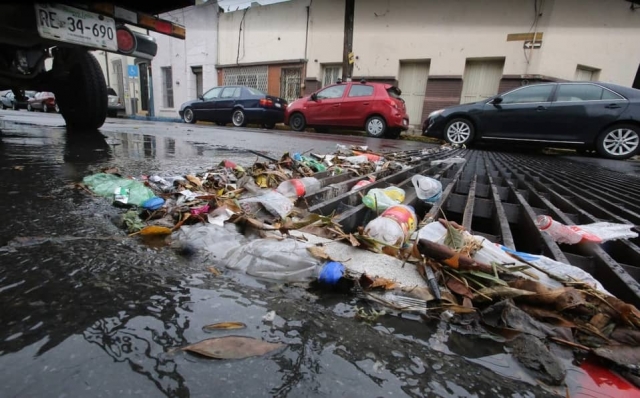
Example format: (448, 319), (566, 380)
(423, 81), (640, 160)
(27, 91), (58, 113)
(0, 90), (35, 110)
(179, 85), (288, 128)
(285, 80), (409, 139)
(107, 87), (125, 117)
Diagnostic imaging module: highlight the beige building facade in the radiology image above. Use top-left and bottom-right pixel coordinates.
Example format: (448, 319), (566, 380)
(216, 0), (640, 128)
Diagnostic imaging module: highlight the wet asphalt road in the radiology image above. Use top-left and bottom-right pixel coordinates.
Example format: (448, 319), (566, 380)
(1, 110), (636, 398)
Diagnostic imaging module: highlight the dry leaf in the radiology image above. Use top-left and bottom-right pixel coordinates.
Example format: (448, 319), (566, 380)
(369, 277), (398, 290)
(462, 297), (474, 309)
(139, 225), (173, 236)
(186, 175), (203, 187)
(208, 266), (222, 276)
(203, 322), (246, 331)
(446, 277), (473, 298)
(182, 336), (284, 359)
(520, 305), (576, 328)
(348, 234), (360, 247)
(306, 246), (330, 260)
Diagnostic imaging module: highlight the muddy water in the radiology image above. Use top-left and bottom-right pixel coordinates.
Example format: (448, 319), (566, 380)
(0, 125), (558, 397)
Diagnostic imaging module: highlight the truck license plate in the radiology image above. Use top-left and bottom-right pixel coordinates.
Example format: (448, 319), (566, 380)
(35, 3), (118, 51)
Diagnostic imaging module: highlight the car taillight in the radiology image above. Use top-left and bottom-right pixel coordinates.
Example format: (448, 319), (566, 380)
(385, 98), (398, 109)
(116, 26), (136, 54)
(259, 98), (274, 107)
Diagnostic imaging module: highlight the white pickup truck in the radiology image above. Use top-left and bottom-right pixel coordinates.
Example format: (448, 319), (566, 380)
(0, 2), (192, 130)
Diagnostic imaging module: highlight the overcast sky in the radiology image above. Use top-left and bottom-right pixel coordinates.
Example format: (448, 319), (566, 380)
(217, 0), (291, 12)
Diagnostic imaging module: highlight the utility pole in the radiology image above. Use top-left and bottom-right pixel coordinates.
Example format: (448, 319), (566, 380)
(342, 0), (354, 82)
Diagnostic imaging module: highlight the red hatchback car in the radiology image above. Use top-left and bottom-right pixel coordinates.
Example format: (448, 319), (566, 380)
(285, 81), (409, 139)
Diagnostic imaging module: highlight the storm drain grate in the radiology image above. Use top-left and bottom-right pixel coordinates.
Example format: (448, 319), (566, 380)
(305, 149), (640, 307)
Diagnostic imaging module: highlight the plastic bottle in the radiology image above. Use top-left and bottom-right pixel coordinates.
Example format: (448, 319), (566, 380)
(350, 179), (373, 192)
(276, 177), (321, 198)
(534, 215), (582, 245)
(412, 175), (442, 204)
(343, 155), (370, 164)
(362, 187), (405, 211)
(364, 205), (417, 247)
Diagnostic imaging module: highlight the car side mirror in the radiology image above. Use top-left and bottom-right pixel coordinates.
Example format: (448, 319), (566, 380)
(492, 97), (503, 105)
(199, 95), (204, 101)
(310, 93), (318, 101)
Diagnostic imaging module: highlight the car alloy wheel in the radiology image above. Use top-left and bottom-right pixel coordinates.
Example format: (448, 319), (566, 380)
(55, 104), (60, 113)
(27, 104), (32, 111)
(601, 127), (639, 158)
(232, 109), (246, 127)
(366, 116), (386, 138)
(446, 120), (472, 145)
(43, 104), (48, 113)
(183, 108), (195, 123)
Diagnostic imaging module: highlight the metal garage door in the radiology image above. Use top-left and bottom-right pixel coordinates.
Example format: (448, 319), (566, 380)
(399, 62), (429, 128)
(460, 59), (504, 104)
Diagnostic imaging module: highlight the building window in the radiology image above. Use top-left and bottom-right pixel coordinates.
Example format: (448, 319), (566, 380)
(223, 66), (268, 93)
(575, 65), (600, 82)
(280, 68), (302, 102)
(322, 65), (342, 87)
(192, 66), (203, 99)
(162, 67), (174, 108)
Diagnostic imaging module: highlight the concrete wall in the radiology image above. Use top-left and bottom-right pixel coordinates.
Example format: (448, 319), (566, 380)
(151, 2), (218, 118)
(535, 0), (640, 85)
(217, 0), (308, 66)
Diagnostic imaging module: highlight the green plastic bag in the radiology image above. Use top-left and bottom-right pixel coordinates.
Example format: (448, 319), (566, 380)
(83, 173), (155, 206)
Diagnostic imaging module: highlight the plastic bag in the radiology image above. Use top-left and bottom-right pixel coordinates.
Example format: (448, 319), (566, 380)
(430, 157), (466, 166)
(171, 223), (247, 260)
(536, 216), (638, 244)
(83, 173), (155, 206)
(416, 221), (609, 294)
(222, 238), (321, 282)
(362, 187), (405, 212)
(239, 190), (293, 219)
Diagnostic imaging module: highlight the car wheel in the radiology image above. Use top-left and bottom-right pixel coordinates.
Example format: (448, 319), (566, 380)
(27, 104), (32, 111)
(54, 104), (60, 113)
(12, 102), (18, 111)
(216, 122), (226, 126)
(43, 104), (48, 113)
(365, 116), (386, 138)
(183, 107), (196, 124)
(385, 128), (402, 139)
(445, 118), (474, 145)
(315, 127), (329, 134)
(232, 109), (247, 127)
(596, 124), (640, 160)
(289, 113), (306, 131)
(53, 49), (107, 130)
(263, 122), (276, 129)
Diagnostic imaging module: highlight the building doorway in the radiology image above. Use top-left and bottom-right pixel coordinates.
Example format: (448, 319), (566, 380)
(399, 61), (430, 129)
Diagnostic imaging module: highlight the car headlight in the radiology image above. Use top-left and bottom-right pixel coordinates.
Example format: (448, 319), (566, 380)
(428, 109), (444, 119)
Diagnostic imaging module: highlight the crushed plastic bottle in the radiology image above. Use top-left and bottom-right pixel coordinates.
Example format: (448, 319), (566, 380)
(276, 177), (321, 198)
(534, 215), (583, 245)
(362, 187), (405, 212)
(412, 175), (442, 204)
(343, 155), (370, 164)
(239, 190), (293, 219)
(350, 178), (374, 192)
(364, 204), (417, 247)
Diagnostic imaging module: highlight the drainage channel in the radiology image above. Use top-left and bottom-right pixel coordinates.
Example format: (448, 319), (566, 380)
(302, 148), (640, 308)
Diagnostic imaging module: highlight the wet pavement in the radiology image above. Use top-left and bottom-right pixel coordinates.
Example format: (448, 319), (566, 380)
(1, 110), (635, 397)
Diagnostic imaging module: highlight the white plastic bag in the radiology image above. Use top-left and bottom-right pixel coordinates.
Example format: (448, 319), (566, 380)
(222, 238), (321, 282)
(239, 190), (293, 219)
(170, 223), (247, 260)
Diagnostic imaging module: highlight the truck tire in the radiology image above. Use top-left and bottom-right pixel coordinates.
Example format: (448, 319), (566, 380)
(55, 50), (107, 131)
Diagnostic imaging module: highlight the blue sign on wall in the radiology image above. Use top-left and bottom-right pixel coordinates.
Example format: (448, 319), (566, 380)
(128, 65), (139, 78)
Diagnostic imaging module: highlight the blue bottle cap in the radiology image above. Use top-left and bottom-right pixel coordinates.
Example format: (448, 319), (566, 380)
(318, 261), (345, 285)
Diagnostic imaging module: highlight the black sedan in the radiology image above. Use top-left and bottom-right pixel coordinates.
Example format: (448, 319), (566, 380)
(423, 82), (640, 160)
(179, 85), (288, 129)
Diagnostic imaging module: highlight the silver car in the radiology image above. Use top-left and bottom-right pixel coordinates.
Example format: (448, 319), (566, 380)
(107, 87), (125, 117)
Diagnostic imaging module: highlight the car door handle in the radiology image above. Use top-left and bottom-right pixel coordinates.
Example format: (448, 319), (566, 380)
(362, 102), (370, 105)
(332, 104), (340, 108)
(536, 106), (547, 111)
(605, 103), (621, 109)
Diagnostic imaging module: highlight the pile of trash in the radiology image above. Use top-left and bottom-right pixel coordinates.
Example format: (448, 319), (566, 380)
(80, 144), (640, 389)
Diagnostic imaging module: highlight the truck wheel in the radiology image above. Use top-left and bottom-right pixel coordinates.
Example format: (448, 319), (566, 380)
(54, 50), (107, 130)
